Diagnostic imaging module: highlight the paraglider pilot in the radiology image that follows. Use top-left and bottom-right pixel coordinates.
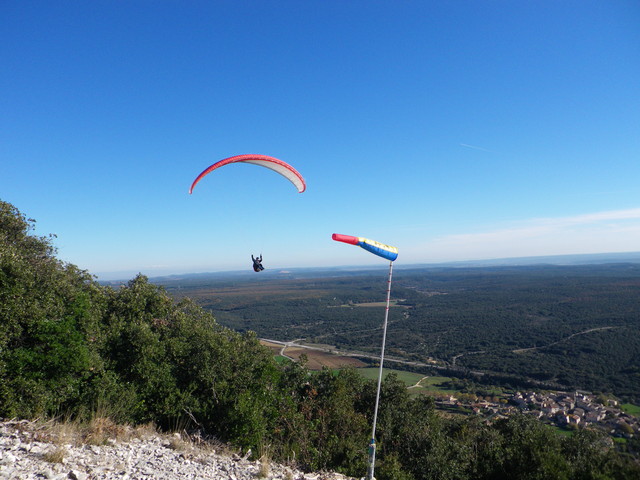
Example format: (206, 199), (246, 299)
(252, 254), (264, 272)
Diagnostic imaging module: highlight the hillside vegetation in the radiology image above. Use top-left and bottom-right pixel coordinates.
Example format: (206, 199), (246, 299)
(2, 199), (640, 479)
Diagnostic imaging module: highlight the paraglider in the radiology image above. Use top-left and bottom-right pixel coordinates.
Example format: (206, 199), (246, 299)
(252, 254), (264, 272)
(189, 154), (306, 194)
(189, 154), (306, 272)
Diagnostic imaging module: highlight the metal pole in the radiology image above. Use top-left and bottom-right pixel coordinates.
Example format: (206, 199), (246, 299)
(367, 260), (394, 480)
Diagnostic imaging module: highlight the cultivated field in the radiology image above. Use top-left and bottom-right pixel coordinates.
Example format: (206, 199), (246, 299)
(357, 368), (459, 395)
(260, 340), (367, 370)
(284, 346), (367, 370)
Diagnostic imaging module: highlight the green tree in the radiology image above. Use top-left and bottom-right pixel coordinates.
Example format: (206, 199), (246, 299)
(100, 274), (285, 448)
(0, 200), (106, 417)
(476, 415), (571, 480)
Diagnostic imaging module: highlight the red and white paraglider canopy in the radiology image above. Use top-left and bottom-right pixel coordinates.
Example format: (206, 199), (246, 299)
(189, 154), (306, 194)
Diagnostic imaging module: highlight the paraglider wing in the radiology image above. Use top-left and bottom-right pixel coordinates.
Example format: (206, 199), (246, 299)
(332, 233), (398, 262)
(189, 154), (306, 194)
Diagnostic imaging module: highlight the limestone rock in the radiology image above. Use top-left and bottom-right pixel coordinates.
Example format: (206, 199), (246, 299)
(0, 419), (355, 480)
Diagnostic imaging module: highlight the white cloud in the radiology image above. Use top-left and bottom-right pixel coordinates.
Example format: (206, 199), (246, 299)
(410, 208), (640, 262)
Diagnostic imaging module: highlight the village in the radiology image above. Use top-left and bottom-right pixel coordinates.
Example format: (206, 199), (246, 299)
(437, 390), (640, 440)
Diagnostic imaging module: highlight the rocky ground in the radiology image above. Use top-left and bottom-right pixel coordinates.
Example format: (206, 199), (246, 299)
(0, 419), (355, 480)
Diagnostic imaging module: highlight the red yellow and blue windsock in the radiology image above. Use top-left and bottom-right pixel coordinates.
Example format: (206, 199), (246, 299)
(332, 233), (398, 262)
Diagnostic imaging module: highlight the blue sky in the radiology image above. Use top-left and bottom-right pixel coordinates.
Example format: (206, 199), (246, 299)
(2, 1), (639, 280)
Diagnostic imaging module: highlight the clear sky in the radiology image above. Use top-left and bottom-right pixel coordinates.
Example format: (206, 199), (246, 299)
(2, 1), (639, 280)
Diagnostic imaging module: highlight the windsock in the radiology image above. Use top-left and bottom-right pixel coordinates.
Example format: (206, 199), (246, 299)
(332, 233), (398, 262)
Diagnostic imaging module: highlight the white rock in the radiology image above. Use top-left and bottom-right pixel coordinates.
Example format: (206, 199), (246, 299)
(0, 452), (16, 465)
(0, 419), (356, 480)
(38, 467), (55, 479)
(0, 465), (16, 478)
(69, 471), (88, 480)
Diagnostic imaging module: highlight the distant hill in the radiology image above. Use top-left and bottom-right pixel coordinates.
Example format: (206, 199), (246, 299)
(98, 251), (640, 286)
(423, 251), (640, 268)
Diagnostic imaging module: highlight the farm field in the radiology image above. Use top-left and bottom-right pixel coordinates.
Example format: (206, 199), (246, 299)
(284, 346), (366, 370)
(260, 340), (285, 354)
(622, 403), (640, 416)
(338, 300), (407, 308)
(356, 368), (459, 395)
(260, 340), (366, 370)
(357, 367), (425, 386)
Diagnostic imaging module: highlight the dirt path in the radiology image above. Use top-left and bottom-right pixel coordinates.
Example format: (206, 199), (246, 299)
(451, 350), (486, 366)
(512, 326), (619, 354)
(407, 376), (429, 389)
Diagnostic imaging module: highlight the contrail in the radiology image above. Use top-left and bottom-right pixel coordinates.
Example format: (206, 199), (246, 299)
(460, 143), (492, 152)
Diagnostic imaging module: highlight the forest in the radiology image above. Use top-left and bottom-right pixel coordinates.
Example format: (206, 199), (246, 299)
(159, 263), (640, 402)
(3, 199), (640, 480)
